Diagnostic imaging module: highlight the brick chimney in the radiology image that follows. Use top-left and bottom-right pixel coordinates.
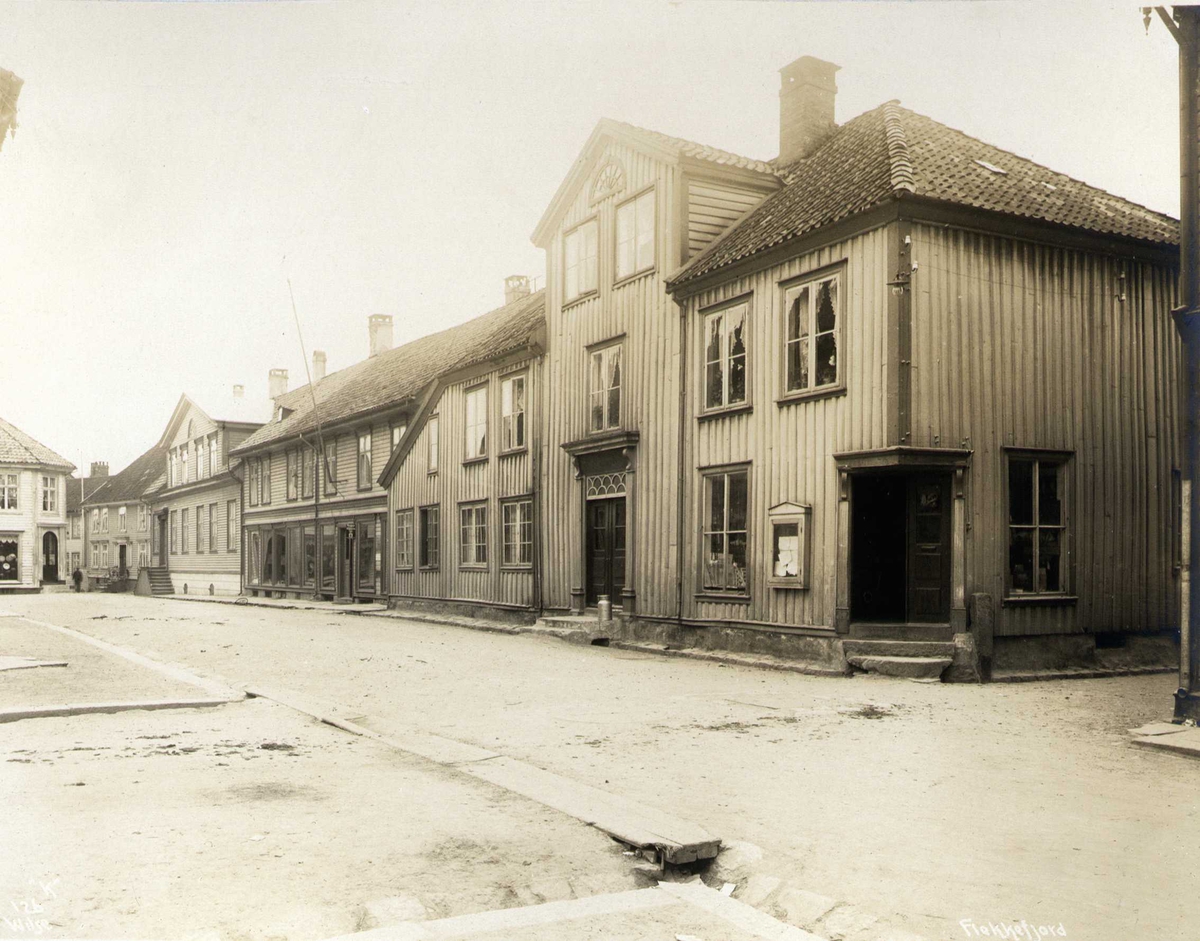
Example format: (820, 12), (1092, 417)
(312, 350), (327, 382)
(504, 275), (531, 305)
(232, 384), (245, 398)
(268, 368), (288, 400)
(778, 56), (840, 165)
(89, 461), (109, 478)
(369, 315), (393, 358)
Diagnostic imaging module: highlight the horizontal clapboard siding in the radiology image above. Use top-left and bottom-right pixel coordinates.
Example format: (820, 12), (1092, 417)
(687, 181), (763, 259)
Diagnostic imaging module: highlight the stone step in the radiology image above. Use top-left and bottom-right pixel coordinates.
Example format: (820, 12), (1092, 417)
(848, 622), (954, 641)
(847, 655), (952, 681)
(843, 639), (955, 659)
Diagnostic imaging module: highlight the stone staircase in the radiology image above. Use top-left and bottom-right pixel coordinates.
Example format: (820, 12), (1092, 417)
(144, 567), (175, 597)
(843, 630), (955, 682)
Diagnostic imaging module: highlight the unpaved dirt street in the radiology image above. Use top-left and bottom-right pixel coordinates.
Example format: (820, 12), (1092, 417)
(4, 594), (1198, 941)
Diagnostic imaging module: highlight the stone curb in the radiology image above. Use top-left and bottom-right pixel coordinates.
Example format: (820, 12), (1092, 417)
(0, 697), (237, 723)
(993, 665), (1174, 683)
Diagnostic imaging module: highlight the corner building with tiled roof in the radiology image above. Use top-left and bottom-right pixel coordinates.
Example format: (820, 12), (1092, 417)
(0, 416), (74, 591)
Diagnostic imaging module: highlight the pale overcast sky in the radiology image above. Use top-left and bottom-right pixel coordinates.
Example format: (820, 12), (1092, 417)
(0, 1), (1181, 475)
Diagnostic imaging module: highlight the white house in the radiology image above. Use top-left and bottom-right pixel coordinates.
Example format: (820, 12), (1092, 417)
(0, 416), (75, 591)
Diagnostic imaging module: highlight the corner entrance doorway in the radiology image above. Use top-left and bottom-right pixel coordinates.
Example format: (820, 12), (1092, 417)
(850, 473), (951, 623)
(42, 532), (58, 583)
(586, 497), (626, 607)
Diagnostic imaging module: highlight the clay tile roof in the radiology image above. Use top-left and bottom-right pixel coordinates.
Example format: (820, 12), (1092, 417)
(232, 289), (546, 454)
(671, 102), (1178, 287)
(85, 442), (169, 506)
(0, 416), (74, 470)
(609, 120), (777, 175)
(65, 476), (110, 513)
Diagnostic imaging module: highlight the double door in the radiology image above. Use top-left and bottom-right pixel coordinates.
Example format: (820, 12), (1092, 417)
(586, 497), (626, 607)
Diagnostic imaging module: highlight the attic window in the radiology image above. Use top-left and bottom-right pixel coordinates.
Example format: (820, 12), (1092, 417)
(975, 159), (1008, 175)
(275, 406), (292, 423)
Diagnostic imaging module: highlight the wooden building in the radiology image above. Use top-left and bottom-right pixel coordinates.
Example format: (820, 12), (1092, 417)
(530, 119), (778, 621)
(81, 443), (165, 590)
(232, 321), (418, 602)
(0, 417), (74, 591)
(63, 464), (110, 582)
(661, 58), (1181, 677)
(378, 280), (546, 618)
(140, 391), (266, 597)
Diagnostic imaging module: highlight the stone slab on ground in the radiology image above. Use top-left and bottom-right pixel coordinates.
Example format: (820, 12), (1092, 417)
(0, 655), (67, 670)
(846, 656), (950, 681)
(1129, 724), (1200, 759)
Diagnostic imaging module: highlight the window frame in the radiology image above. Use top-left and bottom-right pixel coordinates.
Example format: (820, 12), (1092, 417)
(357, 429), (373, 491)
(458, 501), (489, 569)
(698, 464), (752, 600)
(227, 499), (238, 553)
(779, 263), (846, 403)
(614, 187), (656, 283)
(391, 421), (408, 455)
(1004, 449), (1073, 602)
(419, 504), (440, 570)
(766, 502), (811, 590)
(587, 339), (624, 434)
(118, 506), (127, 532)
(700, 297), (752, 416)
(394, 507), (415, 571)
(261, 454), (272, 505)
(464, 385), (489, 463)
(427, 415), (440, 474)
(301, 446), (314, 499)
(41, 475), (57, 512)
(209, 503), (218, 554)
(500, 497), (534, 570)
(563, 216), (600, 304)
(0, 473), (17, 510)
(286, 448), (299, 501)
(323, 440), (338, 496)
(500, 372), (527, 454)
(180, 508), (189, 554)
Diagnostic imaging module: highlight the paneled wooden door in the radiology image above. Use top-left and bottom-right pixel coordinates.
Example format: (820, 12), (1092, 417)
(906, 474), (952, 622)
(586, 497), (626, 607)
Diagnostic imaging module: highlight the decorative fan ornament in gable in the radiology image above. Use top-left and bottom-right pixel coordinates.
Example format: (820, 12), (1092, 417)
(589, 161), (626, 205)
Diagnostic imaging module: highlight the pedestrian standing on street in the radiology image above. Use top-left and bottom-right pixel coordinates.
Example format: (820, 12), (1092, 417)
(72, 566), (82, 592)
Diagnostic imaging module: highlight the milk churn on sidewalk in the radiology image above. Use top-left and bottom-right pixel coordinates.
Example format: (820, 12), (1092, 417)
(597, 594), (613, 622)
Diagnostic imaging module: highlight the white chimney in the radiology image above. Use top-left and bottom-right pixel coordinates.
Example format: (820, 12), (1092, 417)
(232, 384), (245, 399)
(312, 350), (327, 382)
(778, 56), (840, 165)
(268, 368), (288, 400)
(504, 275), (531, 305)
(369, 315), (393, 358)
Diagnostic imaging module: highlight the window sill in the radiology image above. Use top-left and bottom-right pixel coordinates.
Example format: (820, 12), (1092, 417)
(563, 290), (599, 312)
(695, 592), (752, 604)
(395, 566), (414, 573)
(613, 268), (656, 290)
(499, 448), (528, 459)
(459, 564), (488, 572)
(462, 456), (489, 467)
(768, 580), (808, 590)
(698, 403), (752, 423)
(1002, 593), (1078, 607)
(419, 566), (440, 572)
(500, 564), (534, 573)
(777, 385), (846, 407)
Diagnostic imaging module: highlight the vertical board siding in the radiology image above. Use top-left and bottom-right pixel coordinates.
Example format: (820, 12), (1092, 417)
(687, 181), (764, 259)
(910, 224), (1181, 636)
(540, 140), (685, 617)
(683, 226), (892, 629)
(389, 355), (539, 609)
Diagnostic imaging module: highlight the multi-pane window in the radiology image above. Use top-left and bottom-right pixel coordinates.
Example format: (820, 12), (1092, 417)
(502, 499), (533, 567)
(181, 443), (189, 482)
(564, 218), (599, 301)
(209, 504), (218, 554)
(196, 504), (204, 553)
(41, 476), (57, 512)
(419, 505), (440, 568)
(138, 505), (148, 532)
(357, 430), (373, 490)
(589, 344), (622, 432)
(287, 450), (299, 500)
(0, 474), (16, 510)
(703, 303), (748, 410)
(501, 375), (526, 451)
(428, 416), (440, 472)
(101, 508), (109, 533)
(784, 274), (840, 393)
(226, 500), (238, 552)
(301, 447), (314, 499)
(118, 506), (127, 532)
(391, 423), (407, 453)
(323, 443), (338, 496)
(615, 189), (655, 280)
(197, 438), (207, 479)
(465, 386), (488, 460)
(460, 503), (488, 567)
(395, 508), (414, 569)
(138, 542), (149, 569)
(262, 455), (272, 504)
(209, 433), (220, 472)
(702, 469), (749, 594)
(248, 460), (260, 506)
(170, 510), (177, 553)
(1008, 455), (1068, 595)
(180, 508), (189, 554)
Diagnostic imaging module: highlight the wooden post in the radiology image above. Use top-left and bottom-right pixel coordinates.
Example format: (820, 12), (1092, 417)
(835, 467), (851, 633)
(621, 446), (637, 615)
